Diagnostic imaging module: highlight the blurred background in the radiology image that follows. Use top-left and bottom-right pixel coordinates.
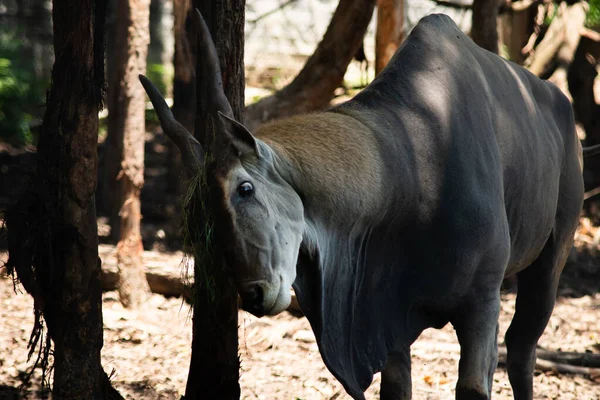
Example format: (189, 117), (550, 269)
(1, 0), (600, 249)
(2, 2), (600, 399)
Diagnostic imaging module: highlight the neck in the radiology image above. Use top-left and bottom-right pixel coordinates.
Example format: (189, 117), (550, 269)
(255, 112), (389, 229)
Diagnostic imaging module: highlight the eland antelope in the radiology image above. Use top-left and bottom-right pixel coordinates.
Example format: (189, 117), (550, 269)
(140, 10), (597, 400)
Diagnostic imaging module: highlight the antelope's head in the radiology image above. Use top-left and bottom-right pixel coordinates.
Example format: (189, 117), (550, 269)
(139, 10), (304, 317)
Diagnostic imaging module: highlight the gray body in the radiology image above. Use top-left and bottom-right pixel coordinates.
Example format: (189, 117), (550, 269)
(141, 12), (584, 400)
(260, 14), (582, 399)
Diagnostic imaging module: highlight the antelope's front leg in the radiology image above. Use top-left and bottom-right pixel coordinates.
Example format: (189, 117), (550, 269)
(451, 295), (501, 400)
(380, 345), (412, 400)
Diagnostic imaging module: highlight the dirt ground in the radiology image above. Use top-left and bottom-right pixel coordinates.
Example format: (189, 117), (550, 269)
(1, 97), (599, 399)
(1, 223), (600, 400)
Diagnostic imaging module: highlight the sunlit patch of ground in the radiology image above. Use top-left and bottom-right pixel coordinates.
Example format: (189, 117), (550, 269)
(0, 220), (599, 399)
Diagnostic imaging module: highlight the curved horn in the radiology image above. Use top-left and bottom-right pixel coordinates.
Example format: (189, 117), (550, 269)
(192, 8), (234, 118)
(139, 74), (204, 176)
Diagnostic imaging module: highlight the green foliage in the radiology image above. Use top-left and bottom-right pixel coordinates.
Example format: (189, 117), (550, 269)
(98, 118), (108, 142)
(146, 63), (171, 96)
(588, 0), (600, 28)
(0, 31), (46, 147)
(144, 63), (171, 125)
(544, 3), (559, 26)
(144, 107), (160, 125)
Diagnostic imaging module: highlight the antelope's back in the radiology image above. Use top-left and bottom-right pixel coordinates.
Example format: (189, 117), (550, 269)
(334, 13), (582, 273)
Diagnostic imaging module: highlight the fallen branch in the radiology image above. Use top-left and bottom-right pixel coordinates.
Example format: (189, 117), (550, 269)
(534, 348), (600, 368)
(432, 0), (540, 13)
(523, 2), (588, 77)
(498, 346), (600, 375)
(507, 0), (539, 13)
(533, 358), (600, 375)
(99, 245), (305, 315)
(584, 185), (600, 200)
(524, 2), (568, 75)
(521, 3), (547, 56)
(100, 249), (192, 300)
(581, 27), (600, 43)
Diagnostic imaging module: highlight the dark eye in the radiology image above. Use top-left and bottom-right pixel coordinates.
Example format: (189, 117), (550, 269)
(237, 181), (254, 198)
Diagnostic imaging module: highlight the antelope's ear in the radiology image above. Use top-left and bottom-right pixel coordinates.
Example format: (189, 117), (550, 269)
(217, 111), (260, 158)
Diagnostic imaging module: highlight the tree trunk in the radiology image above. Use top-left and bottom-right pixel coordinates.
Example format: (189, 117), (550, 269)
(149, 0), (175, 97)
(182, 2), (244, 399)
(569, 31), (600, 190)
(168, 0), (195, 195)
(244, 0), (377, 131)
(108, 0), (152, 308)
(104, 0), (120, 241)
(471, 0), (502, 53)
(569, 32), (600, 142)
(375, 0), (404, 75)
(5, 0), (122, 397)
(498, 3), (536, 64)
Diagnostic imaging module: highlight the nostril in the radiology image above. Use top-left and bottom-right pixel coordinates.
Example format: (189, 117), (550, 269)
(248, 283), (263, 303)
(241, 283), (264, 315)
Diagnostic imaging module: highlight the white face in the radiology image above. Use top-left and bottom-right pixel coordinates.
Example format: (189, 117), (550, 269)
(218, 152), (304, 317)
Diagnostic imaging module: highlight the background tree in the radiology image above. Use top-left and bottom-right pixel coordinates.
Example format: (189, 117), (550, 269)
(106, 0), (152, 308)
(498, 1), (537, 64)
(244, 0), (376, 130)
(4, 0), (122, 397)
(168, 0), (195, 195)
(148, 0), (174, 97)
(182, 3), (244, 398)
(471, 0), (503, 53)
(376, 0), (404, 75)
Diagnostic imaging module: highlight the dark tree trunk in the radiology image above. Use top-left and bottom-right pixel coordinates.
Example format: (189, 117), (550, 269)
(471, 0), (502, 53)
(376, 0), (404, 75)
(5, 0), (122, 398)
(570, 34), (600, 144)
(168, 0), (195, 194)
(244, 0), (377, 131)
(107, 0), (152, 308)
(104, 0), (120, 241)
(182, 2), (244, 399)
(569, 33), (600, 191)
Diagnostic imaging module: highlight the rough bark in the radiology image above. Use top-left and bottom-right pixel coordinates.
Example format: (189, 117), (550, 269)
(5, 0), (122, 397)
(108, 0), (152, 308)
(182, 2), (244, 399)
(471, 0), (503, 53)
(244, 0), (376, 131)
(168, 0), (195, 194)
(375, 0), (404, 75)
